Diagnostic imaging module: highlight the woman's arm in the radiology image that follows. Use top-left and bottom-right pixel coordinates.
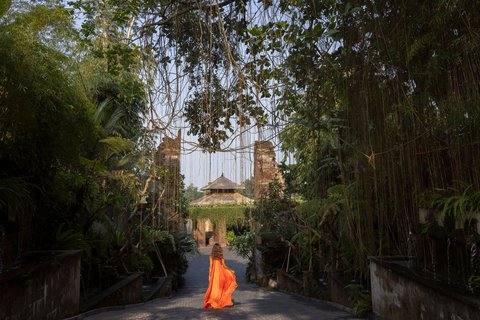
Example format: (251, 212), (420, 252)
(209, 257), (213, 281)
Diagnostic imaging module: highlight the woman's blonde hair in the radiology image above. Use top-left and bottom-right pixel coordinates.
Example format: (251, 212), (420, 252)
(211, 243), (223, 259)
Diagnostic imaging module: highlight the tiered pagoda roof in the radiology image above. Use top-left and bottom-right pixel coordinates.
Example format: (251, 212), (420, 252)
(190, 174), (253, 206)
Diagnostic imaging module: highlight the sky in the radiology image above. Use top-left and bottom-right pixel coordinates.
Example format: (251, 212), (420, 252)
(177, 120), (288, 188)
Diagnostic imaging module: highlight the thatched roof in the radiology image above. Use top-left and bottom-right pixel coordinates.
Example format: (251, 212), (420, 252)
(190, 174), (253, 206)
(201, 174), (244, 191)
(190, 192), (253, 206)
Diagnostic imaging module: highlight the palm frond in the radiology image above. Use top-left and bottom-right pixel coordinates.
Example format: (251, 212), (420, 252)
(0, 177), (35, 220)
(107, 170), (140, 191)
(98, 136), (135, 158)
(94, 98), (112, 125)
(104, 105), (127, 135)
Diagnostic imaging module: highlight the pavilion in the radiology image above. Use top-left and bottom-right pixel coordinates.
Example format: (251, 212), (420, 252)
(189, 174), (253, 246)
(190, 174), (253, 206)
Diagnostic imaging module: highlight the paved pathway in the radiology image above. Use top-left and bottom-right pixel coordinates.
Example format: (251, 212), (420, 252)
(85, 248), (361, 320)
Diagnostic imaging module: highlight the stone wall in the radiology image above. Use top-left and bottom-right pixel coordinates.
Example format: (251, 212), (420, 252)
(157, 129), (182, 232)
(276, 269), (302, 293)
(146, 276), (172, 300)
(193, 218), (227, 247)
(157, 129), (181, 169)
(328, 271), (353, 308)
(214, 219), (227, 247)
(195, 218), (207, 247)
(253, 141), (284, 199)
(370, 256), (480, 320)
(0, 250), (81, 320)
(82, 273), (143, 311)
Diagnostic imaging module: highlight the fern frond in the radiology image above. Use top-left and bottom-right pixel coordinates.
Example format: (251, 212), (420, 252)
(98, 136), (135, 157)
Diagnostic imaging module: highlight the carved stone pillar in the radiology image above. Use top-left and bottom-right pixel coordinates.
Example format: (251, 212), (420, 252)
(157, 130), (182, 233)
(215, 219), (227, 247)
(196, 218), (207, 247)
(252, 141), (285, 283)
(253, 141), (284, 199)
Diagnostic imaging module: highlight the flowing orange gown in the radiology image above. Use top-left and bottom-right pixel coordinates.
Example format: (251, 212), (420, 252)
(204, 257), (238, 309)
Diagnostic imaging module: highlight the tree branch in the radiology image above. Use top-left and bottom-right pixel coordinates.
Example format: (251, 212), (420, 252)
(139, 0), (237, 33)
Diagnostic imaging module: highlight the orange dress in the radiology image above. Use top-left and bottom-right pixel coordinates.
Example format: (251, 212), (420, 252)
(204, 257), (238, 309)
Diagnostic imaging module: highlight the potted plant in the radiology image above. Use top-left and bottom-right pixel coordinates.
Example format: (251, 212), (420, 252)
(418, 189), (443, 225)
(419, 183), (480, 232)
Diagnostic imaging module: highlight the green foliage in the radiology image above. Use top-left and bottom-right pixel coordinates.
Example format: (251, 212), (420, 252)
(83, 63), (146, 141)
(242, 0), (480, 289)
(238, 178), (254, 198)
(248, 180), (296, 235)
(151, 232), (198, 288)
(127, 253), (154, 275)
(229, 231), (254, 260)
(431, 183), (480, 224)
(0, 0), (11, 18)
(52, 225), (91, 257)
(419, 182), (480, 235)
(226, 230), (236, 244)
(0, 177), (34, 221)
(184, 76), (236, 151)
(244, 181), (297, 278)
(141, 226), (176, 255)
(0, 3), (98, 254)
(184, 184), (203, 203)
(98, 137), (136, 158)
(469, 275), (480, 291)
(280, 113), (344, 199)
(285, 184), (360, 277)
(0, 2), (191, 300)
(345, 283), (372, 316)
(188, 205), (248, 227)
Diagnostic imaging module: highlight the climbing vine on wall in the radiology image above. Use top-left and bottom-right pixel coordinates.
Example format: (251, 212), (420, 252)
(188, 205), (249, 226)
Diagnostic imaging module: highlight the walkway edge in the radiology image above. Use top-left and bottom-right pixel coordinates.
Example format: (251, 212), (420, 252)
(274, 287), (381, 319)
(63, 295), (172, 320)
(270, 286), (355, 314)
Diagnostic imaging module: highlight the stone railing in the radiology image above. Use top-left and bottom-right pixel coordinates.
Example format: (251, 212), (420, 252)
(0, 250), (81, 320)
(81, 272), (143, 312)
(370, 256), (480, 320)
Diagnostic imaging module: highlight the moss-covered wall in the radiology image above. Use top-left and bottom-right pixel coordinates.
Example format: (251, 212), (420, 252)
(188, 205), (248, 226)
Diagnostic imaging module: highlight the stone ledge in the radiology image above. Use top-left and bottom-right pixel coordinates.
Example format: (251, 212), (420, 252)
(0, 250), (80, 283)
(65, 295), (174, 320)
(369, 256), (480, 309)
(143, 276), (172, 301)
(370, 256), (480, 320)
(81, 272), (143, 312)
(0, 250), (81, 320)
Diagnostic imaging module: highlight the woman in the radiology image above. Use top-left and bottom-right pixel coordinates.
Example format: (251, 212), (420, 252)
(204, 243), (238, 309)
